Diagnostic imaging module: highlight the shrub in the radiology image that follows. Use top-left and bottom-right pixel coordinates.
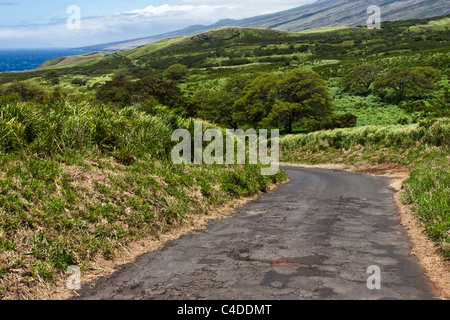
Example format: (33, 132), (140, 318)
(163, 64), (189, 81)
(71, 78), (88, 87)
(306, 113), (358, 132)
(1, 81), (46, 102)
(373, 66), (443, 103)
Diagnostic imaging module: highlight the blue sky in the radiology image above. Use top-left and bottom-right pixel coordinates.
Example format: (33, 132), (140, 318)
(0, 0), (315, 48)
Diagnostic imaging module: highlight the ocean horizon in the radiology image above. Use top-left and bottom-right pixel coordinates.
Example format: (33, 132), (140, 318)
(0, 48), (96, 73)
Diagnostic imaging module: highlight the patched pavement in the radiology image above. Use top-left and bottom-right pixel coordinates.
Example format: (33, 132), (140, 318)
(73, 167), (436, 300)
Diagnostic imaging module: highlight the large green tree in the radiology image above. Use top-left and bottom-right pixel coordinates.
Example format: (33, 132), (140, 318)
(343, 65), (384, 95)
(262, 102), (302, 134)
(232, 73), (277, 128)
(163, 64), (189, 81)
(193, 74), (255, 127)
(193, 90), (236, 127)
(373, 67), (442, 103)
(194, 69), (332, 133)
(266, 69), (334, 133)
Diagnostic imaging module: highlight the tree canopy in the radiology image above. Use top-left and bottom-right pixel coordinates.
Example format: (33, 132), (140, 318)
(343, 65), (384, 95)
(233, 69), (333, 133)
(96, 75), (185, 109)
(373, 66), (442, 103)
(163, 64), (189, 81)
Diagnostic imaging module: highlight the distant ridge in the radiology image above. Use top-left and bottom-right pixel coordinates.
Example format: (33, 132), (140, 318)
(79, 0), (448, 52)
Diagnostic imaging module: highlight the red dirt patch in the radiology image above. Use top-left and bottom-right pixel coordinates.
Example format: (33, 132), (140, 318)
(355, 163), (409, 177)
(271, 261), (302, 267)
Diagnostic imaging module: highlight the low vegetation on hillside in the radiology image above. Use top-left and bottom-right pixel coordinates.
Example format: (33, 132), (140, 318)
(0, 98), (286, 299)
(0, 14), (449, 298)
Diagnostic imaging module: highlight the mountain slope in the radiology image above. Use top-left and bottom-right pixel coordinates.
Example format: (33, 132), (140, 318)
(240, 0), (449, 31)
(23, 14), (449, 76)
(81, 0), (450, 52)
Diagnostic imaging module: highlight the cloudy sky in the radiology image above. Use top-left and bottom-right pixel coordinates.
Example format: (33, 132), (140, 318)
(0, 0), (316, 48)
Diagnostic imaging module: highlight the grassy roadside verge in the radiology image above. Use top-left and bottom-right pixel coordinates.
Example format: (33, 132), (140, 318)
(0, 100), (288, 299)
(280, 118), (450, 257)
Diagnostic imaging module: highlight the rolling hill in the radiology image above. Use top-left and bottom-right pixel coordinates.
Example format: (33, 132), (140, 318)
(81, 0), (450, 52)
(0, 13), (446, 82)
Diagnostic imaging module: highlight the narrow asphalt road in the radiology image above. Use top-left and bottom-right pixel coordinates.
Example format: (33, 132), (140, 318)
(73, 167), (435, 300)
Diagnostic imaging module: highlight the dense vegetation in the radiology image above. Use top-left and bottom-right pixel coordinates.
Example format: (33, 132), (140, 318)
(1, 16), (448, 132)
(0, 98), (286, 299)
(0, 14), (449, 298)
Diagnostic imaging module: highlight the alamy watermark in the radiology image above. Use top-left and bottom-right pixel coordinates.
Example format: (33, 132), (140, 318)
(67, 5), (81, 30)
(66, 265), (81, 290)
(366, 265), (381, 290)
(171, 121), (279, 176)
(367, 5), (381, 29)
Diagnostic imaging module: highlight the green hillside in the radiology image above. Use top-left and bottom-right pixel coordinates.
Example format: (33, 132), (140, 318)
(82, 0), (450, 52)
(37, 52), (111, 70)
(0, 14), (449, 299)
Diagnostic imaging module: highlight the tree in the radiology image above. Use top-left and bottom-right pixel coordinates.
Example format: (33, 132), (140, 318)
(266, 69), (334, 133)
(232, 69), (333, 133)
(135, 75), (185, 109)
(193, 90), (236, 127)
(222, 73), (255, 95)
(193, 74), (255, 127)
(71, 78), (88, 87)
(263, 102), (302, 134)
(232, 73), (277, 128)
(343, 65), (384, 95)
(96, 78), (134, 106)
(96, 76), (185, 109)
(112, 68), (131, 81)
(43, 70), (61, 85)
(373, 67), (442, 103)
(163, 64), (189, 81)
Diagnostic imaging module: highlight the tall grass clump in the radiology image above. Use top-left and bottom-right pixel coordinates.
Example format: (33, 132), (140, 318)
(0, 100), (191, 159)
(0, 99), (287, 299)
(281, 118), (449, 153)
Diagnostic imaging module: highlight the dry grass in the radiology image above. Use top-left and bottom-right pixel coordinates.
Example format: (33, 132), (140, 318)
(33, 181), (285, 300)
(39, 53), (108, 70)
(391, 178), (450, 300)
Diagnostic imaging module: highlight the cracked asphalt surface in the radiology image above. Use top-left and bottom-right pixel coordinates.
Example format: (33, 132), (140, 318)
(73, 166), (436, 300)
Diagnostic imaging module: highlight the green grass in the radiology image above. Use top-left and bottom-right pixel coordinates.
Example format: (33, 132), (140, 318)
(38, 52), (110, 70)
(119, 37), (187, 60)
(409, 17), (450, 32)
(297, 26), (354, 34)
(280, 118), (450, 257)
(0, 99), (287, 299)
(0, 14), (449, 298)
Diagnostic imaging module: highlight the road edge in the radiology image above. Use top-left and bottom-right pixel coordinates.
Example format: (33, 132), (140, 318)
(44, 180), (288, 300)
(281, 162), (449, 300)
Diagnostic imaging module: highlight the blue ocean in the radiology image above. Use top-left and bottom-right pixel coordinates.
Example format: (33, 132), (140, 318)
(0, 48), (95, 72)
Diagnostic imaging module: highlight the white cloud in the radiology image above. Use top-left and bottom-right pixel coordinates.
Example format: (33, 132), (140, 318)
(176, 0), (315, 13)
(126, 4), (233, 16)
(0, 1), (316, 47)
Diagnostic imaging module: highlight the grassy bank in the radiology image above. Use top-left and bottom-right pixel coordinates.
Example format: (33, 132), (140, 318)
(0, 100), (287, 299)
(280, 118), (450, 257)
